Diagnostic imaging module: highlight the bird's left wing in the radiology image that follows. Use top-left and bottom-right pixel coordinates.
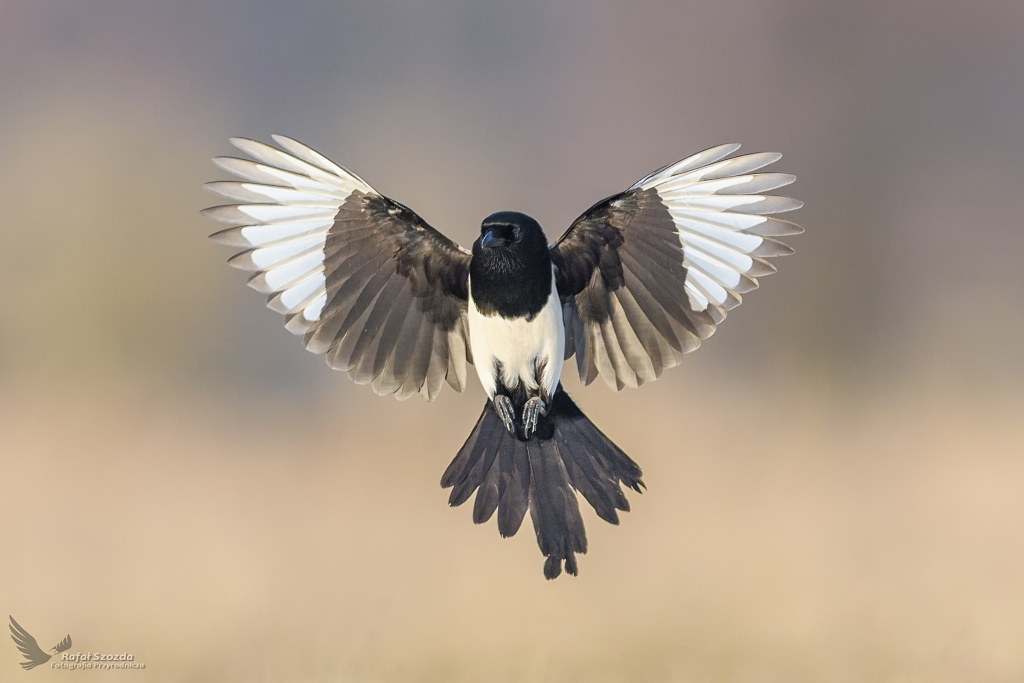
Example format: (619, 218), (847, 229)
(205, 136), (472, 400)
(9, 616), (51, 670)
(551, 144), (802, 390)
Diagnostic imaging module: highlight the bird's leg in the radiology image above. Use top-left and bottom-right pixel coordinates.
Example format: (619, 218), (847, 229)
(522, 396), (548, 435)
(492, 395), (515, 434)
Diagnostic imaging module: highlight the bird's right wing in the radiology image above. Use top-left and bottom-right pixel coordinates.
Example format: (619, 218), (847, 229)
(205, 136), (473, 400)
(9, 616), (51, 670)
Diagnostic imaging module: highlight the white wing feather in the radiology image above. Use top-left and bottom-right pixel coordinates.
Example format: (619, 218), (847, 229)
(644, 144), (802, 323)
(204, 136), (374, 327)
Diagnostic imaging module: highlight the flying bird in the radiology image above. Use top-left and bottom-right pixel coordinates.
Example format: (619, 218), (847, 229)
(9, 616), (72, 670)
(204, 137), (801, 578)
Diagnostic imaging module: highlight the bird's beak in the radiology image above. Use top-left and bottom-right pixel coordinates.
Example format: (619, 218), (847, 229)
(481, 229), (508, 249)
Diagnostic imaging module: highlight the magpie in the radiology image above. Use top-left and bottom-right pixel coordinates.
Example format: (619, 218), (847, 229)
(204, 137), (802, 579)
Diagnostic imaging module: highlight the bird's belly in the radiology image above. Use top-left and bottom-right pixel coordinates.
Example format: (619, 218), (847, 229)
(467, 274), (564, 400)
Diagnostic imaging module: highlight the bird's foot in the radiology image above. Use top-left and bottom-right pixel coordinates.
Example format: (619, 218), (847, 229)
(493, 395), (515, 434)
(522, 397), (547, 435)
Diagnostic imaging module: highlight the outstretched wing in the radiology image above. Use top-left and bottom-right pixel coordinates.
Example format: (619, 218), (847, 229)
(9, 616), (52, 670)
(550, 144), (802, 390)
(205, 136), (473, 400)
(53, 634), (72, 653)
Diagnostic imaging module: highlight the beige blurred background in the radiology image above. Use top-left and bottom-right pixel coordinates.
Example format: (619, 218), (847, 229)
(1, 1), (1023, 681)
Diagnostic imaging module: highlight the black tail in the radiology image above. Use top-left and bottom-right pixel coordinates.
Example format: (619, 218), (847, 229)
(441, 386), (644, 579)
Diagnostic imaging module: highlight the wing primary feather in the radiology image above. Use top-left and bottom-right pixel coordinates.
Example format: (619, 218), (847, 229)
(631, 143), (742, 190)
(271, 134), (374, 188)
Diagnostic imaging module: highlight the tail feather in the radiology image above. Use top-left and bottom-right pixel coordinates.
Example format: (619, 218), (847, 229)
(472, 463), (500, 524)
(528, 439), (587, 578)
(560, 440), (626, 524)
(556, 410), (644, 523)
(442, 408), (503, 506)
(496, 439), (530, 537)
(442, 386), (643, 578)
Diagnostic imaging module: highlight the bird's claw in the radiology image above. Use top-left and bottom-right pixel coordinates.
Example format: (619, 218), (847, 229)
(493, 395), (515, 434)
(522, 397), (547, 435)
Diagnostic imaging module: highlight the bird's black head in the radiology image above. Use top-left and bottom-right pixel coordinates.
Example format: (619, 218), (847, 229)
(474, 211), (548, 255)
(470, 211), (553, 319)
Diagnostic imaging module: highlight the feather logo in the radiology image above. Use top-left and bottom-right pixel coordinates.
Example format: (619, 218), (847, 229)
(9, 617), (72, 671)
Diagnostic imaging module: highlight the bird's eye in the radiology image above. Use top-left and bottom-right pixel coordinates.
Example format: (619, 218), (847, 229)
(512, 227), (523, 241)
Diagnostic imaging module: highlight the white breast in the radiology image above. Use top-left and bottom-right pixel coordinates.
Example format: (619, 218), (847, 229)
(467, 269), (565, 400)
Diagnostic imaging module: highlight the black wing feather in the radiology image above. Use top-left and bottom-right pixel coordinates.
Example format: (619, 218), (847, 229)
(319, 193), (471, 399)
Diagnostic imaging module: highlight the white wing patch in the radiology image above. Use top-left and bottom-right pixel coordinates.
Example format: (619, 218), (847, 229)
(636, 143), (803, 323)
(203, 135), (373, 332)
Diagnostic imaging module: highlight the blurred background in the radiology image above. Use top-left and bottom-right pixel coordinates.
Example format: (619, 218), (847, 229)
(2, 1), (1023, 681)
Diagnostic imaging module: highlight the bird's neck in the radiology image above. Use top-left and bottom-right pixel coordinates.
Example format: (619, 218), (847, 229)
(469, 252), (553, 320)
